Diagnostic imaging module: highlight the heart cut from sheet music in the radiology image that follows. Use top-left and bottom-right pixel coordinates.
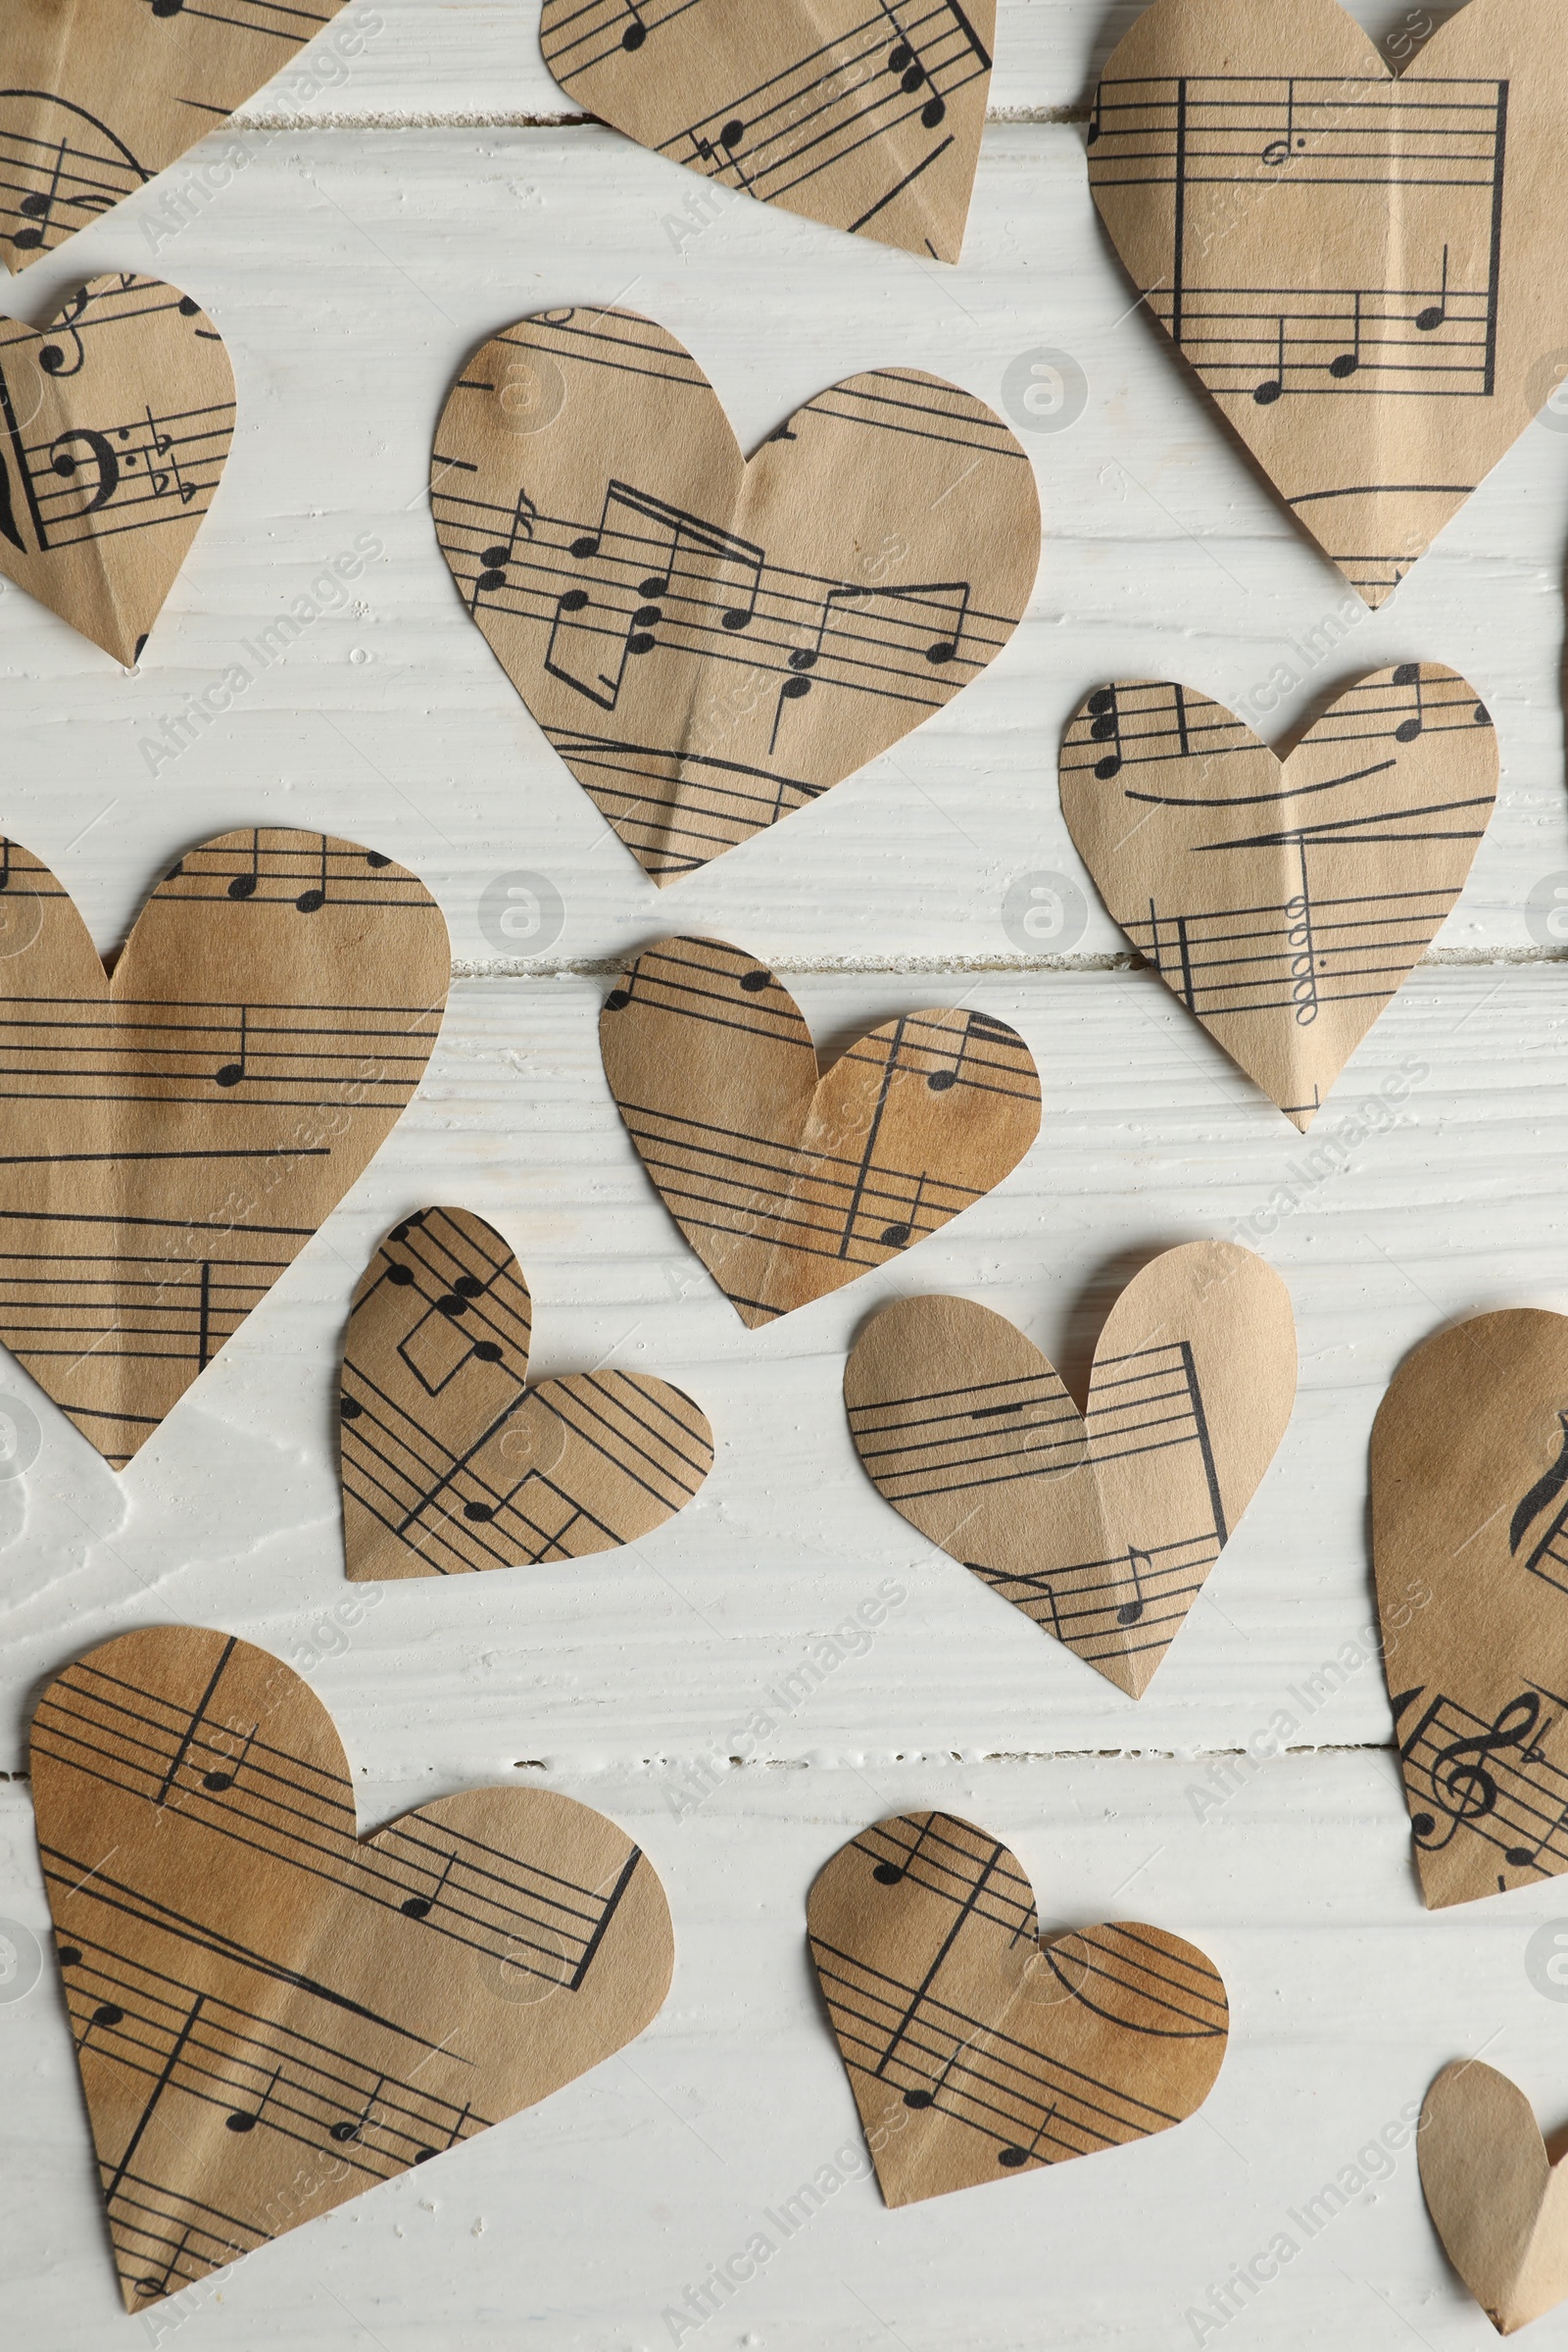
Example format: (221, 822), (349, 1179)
(1089, 0), (1567, 605)
(808, 1810), (1229, 2205)
(1420, 2061), (1568, 2334)
(1060, 665), (1497, 1130)
(339, 1204), (714, 1578)
(431, 305), (1039, 882)
(31, 1626), (674, 2310)
(0, 827), (448, 1469)
(844, 1243), (1297, 1696)
(600, 935), (1041, 1327)
(1372, 1310), (1568, 1911)
(538, 1), (995, 261)
(0, 275), (234, 663)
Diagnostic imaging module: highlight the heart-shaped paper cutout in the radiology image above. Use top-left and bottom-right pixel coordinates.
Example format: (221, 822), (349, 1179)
(1061, 666), (1497, 1129)
(844, 1243), (1297, 1696)
(538, 1), (995, 261)
(30, 1626), (673, 2309)
(6, 6), (353, 266)
(600, 934), (1041, 1327)
(339, 1204), (714, 1578)
(1371, 1309), (1568, 1911)
(1089, 0), (1565, 605)
(0, 274), (234, 662)
(0, 826), (448, 1469)
(808, 1809), (1228, 2206)
(1420, 2061), (1568, 2334)
(431, 305), (1039, 882)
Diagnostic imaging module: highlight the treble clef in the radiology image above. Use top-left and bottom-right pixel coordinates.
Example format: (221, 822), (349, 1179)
(1411, 1693), (1543, 1849)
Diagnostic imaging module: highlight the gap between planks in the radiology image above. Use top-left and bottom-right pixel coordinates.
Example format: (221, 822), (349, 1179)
(450, 947), (1559, 981)
(230, 105), (1091, 131)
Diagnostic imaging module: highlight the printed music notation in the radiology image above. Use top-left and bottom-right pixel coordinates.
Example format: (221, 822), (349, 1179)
(339, 1204), (713, 1578)
(1396, 1688), (1568, 1895)
(1510, 1412), (1568, 1600)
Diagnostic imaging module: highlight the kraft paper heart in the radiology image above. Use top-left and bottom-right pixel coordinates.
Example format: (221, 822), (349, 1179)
(0, 826), (448, 1469)
(538, 1), (995, 261)
(1061, 666), (1497, 1130)
(1372, 1310), (1568, 1911)
(5, 4), (355, 266)
(1089, 0), (1566, 605)
(339, 1204), (714, 1579)
(808, 1810), (1228, 2206)
(30, 1626), (673, 2310)
(1420, 2061), (1568, 2333)
(844, 1243), (1297, 1696)
(431, 305), (1039, 882)
(0, 274), (234, 663)
(600, 934), (1041, 1328)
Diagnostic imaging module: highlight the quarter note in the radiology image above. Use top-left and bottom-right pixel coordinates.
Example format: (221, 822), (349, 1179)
(1415, 246), (1449, 334)
(1116, 1544), (1151, 1628)
(1328, 292), (1362, 381)
(999, 2099), (1057, 2168)
(15, 141), (67, 252)
(215, 1008), (248, 1090)
(620, 0), (648, 50)
(1253, 318), (1285, 407)
(201, 1719), (257, 1790)
(329, 2074), (384, 2144)
(400, 1851), (455, 1921)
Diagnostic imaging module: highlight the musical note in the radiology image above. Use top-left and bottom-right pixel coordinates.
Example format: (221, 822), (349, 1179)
(14, 138), (68, 251)
(1392, 662), (1425, 743)
(200, 1720), (257, 1792)
(329, 2075), (385, 2145)
(1416, 245), (1451, 334)
(214, 1008), (248, 1090)
(1087, 685), (1122, 779)
(1403, 1691), (1547, 1853)
(400, 1853), (455, 1922)
(1328, 292), (1363, 382)
(1116, 1545), (1152, 1629)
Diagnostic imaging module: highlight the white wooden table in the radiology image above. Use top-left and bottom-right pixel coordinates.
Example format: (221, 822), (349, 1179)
(5, 3), (1568, 2345)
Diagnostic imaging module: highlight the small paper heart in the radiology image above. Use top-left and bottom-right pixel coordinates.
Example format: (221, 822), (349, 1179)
(845, 1243), (1297, 1696)
(339, 1204), (714, 1578)
(1420, 2060), (1568, 2334)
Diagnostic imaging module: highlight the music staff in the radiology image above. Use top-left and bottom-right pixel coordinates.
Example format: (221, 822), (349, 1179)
(1397, 1687), (1568, 1888)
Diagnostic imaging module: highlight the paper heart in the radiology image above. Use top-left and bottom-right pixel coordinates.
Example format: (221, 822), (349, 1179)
(431, 305), (1039, 882)
(0, 826), (447, 1468)
(1420, 2061), (1568, 2333)
(1061, 666), (1497, 1129)
(30, 1626), (673, 2309)
(1089, 0), (1565, 605)
(6, 5), (353, 266)
(538, 1), (995, 261)
(600, 934), (1040, 1327)
(1371, 1310), (1568, 1911)
(844, 1243), (1296, 1696)
(339, 1204), (713, 1578)
(0, 274), (234, 662)
(808, 1809), (1228, 2206)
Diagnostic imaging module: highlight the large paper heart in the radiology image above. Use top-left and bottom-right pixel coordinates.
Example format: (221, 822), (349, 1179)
(808, 1810), (1228, 2206)
(1420, 2061), (1568, 2334)
(6, 3), (354, 266)
(844, 1243), (1297, 1696)
(538, 1), (995, 261)
(0, 826), (448, 1469)
(431, 305), (1039, 882)
(0, 274), (234, 663)
(30, 1627), (673, 2310)
(600, 934), (1041, 1327)
(339, 1203), (714, 1579)
(1089, 0), (1565, 605)
(1061, 666), (1497, 1129)
(1371, 1310), (1568, 1911)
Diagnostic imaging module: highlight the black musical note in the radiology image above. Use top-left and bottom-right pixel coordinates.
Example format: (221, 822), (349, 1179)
(1416, 245), (1450, 333)
(14, 139), (67, 251)
(400, 1853), (455, 1922)
(1087, 685), (1122, 779)
(225, 2065), (278, 2135)
(1393, 662), (1425, 743)
(1116, 1545), (1152, 1629)
(214, 1008), (248, 1090)
(201, 1720), (257, 1791)
(329, 2073), (385, 2145)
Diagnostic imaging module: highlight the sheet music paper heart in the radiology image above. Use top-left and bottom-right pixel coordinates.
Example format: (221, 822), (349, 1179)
(538, 1), (995, 261)
(1089, 0), (1568, 605)
(1060, 666), (1497, 1130)
(1420, 2061), (1568, 2333)
(1372, 1310), (1568, 1910)
(30, 1626), (674, 2310)
(431, 306), (1039, 882)
(600, 935), (1041, 1328)
(0, 274), (234, 663)
(808, 1810), (1228, 2206)
(844, 1243), (1297, 1696)
(5, 3), (356, 267)
(0, 826), (448, 1469)
(339, 1204), (714, 1579)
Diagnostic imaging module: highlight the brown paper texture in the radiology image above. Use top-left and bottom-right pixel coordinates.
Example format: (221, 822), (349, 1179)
(0, 273), (234, 663)
(30, 1625), (674, 2310)
(5, 2), (351, 265)
(844, 1242), (1297, 1697)
(600, 934), (1041, 1327)
(1089, 0), (1568, 604)
(1060, 666), (1497, 1129)
(339, 1203), (714, 1579)
(1420, 2060), (1568, 2333)
(431, 306), (1040, 882)
(538, 2), (996, 261)
(808, 1809), (1228, 2206)
(1372, 1310), (1568, 1910)
(0, 825), (448, 1469)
